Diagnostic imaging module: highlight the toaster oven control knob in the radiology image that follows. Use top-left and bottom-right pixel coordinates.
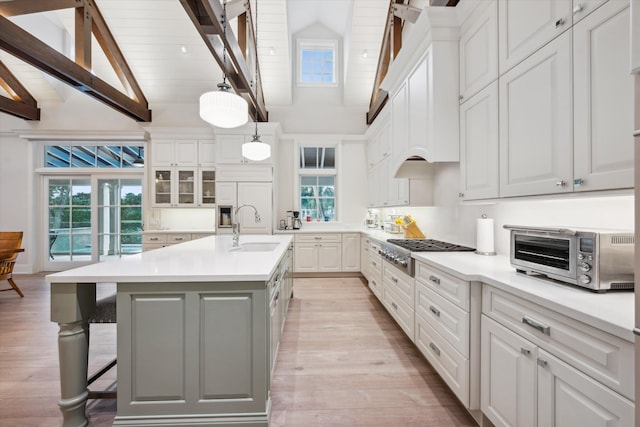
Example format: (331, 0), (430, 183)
(580, 262), (591, 272)
(399, 260), (408, 268)
(393, 257), (400, 264)
(579, 275), (591, 285)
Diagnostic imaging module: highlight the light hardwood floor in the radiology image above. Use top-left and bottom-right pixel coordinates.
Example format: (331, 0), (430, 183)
(0, 274), (477, 427)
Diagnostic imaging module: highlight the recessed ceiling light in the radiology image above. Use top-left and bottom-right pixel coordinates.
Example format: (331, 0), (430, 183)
(180, 45), (188, 54)
(269, 47), (275, 55)
(361, 50), (368, 58)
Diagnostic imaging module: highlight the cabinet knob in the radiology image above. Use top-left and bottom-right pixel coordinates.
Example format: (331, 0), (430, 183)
(459, 95), (464, 101)
(391, 302), (398, 310)
(458, 192), (464, 198)
(555, 180), (566, 188)
(573, 3), (584, 14)
(536, 358), (548, 368)
(555, 18), (565, 27)
(573, 178), (583, 186)
(429, 305), (440, 317)
(520, 347), (531, 356)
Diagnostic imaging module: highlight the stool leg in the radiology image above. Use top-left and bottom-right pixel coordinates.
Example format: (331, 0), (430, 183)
(8, 277), (24, 297)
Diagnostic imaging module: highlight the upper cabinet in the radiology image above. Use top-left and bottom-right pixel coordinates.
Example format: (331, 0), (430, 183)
(499, 32), (573, 197)
(151, 139), (198, 167)
(572, 0), (634, 191)
(458, 0), (498, 102)
(498, 0), (572, 74)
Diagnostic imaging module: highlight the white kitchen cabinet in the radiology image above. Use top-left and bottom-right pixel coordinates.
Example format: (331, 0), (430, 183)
(341, 233), (361, 272)
(198, 168), (216, 207)
(364, 238), (383, 302)
(459, 82), (499, 200)
(573, 0), (634, 191)
(382, 262), (415, 340)
(414, 261), (479, 409)
(367, 158), (409, 208)
(151, 139), (198, 167)
(459, 0), (498, 102)
(216, 134), (273, 165)
(293, 234), (342, 273)
(367, 119), (391, 168)
(141, 232), (214, 252)
(571, 0), (610, 24)
(197, 139), (216, 167)
(498, 0), (572, 75)
(215, 181), (272, 234)
(151, 167), (198, 207)
(499, 32), (573, 197)
(482, 316), (634, 427)
(390, 82), (409, 171)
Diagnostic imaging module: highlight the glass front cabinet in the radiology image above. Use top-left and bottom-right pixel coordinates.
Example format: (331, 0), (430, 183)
(199, 169), (216, 206)
(152, 167), (201, 207)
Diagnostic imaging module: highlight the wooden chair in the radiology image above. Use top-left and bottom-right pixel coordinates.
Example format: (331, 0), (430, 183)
(0, 232), (25, 297)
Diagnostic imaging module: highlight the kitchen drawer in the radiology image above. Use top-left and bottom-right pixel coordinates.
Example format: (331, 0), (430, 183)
(142, 234), (168, 244)
(482, 285), (634, 399)
(167, 233), (191, 243)
(368, 276), (383, 302)
(294, 233), (342, 243)
(368, 239), (382, 255)
(142, 243), (167, 252)
(415, 314), (469, 407)
(383, 262), (414, 307)
(368, 253), (382, 277)
(382, 286), (414, 341)
(416, 280), (470, 358)
(415, 261), (470, 311)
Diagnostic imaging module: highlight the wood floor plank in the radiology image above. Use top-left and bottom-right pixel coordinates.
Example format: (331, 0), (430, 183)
(0, 274), (477, 426)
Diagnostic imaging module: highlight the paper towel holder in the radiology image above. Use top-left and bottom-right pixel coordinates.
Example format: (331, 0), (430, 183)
(475, 214), (497, 256)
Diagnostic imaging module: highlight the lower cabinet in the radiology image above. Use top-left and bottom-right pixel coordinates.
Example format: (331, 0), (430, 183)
(481, 285), (635, 427)
(382, 262), (415, 340)
(142, 232), (214, 251)
(293, 233), (362, 273)
(482, 316), (634, 427)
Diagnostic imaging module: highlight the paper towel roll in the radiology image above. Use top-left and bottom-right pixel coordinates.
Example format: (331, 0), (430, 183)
(476, 216), (496, 255)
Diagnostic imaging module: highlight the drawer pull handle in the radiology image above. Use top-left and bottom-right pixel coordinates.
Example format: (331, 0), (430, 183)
(520, 347), (531, 356)
(573, 3), (584, 14)
(391, 302), (398, 310)
(174, 237), (184, 241)
(555, 18), (565, 27)
(429, 306), (440, 317)
(314, 236), (322, 240)
(149, 237), (159, 241)
(372, 261), (377, 267)
(371, 280), (377, 287)
(274, 291), (279, 301)
(391, 276), (398, 283)
(537, 358), (548, 368)
(429, 342), (441, 356)
(429, 275), (440, 285)
(522, 316), (551, 335)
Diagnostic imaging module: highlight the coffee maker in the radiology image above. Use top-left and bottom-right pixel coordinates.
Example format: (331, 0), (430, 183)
(292, 210), (302, 229)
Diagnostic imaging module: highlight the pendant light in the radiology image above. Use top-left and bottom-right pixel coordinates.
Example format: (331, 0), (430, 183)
(199, 0), (248, 128)
(242, 0), (271, 161)
(132, 146), (144, 167)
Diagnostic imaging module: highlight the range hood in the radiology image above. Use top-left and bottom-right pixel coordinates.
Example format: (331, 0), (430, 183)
(393, 155), (435, 179)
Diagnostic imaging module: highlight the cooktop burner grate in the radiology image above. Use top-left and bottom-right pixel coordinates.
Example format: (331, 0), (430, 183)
(386, 239), (475, 252)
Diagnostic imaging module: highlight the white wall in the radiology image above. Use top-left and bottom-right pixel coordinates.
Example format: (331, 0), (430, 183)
(380, 163), (635, 255)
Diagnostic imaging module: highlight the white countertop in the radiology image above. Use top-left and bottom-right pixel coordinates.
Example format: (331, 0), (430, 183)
(141, 229), (215, 234)
(46, 234), (292, 283)
(410, 251), (635, 342)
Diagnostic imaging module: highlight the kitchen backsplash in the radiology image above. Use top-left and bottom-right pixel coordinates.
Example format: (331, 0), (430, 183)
(380, 194), (634, 255)
(147, 208), (216, 231)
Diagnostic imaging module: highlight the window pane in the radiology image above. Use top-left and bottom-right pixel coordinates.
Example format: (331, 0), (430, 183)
(321, 148), (335, 168)
(302, 147), (316, 168)
(121, 180), (142, 206)
(71, 208), (91, 229)
(97, 146), (122, 168)
(49, 207), (69, 230)
(71, 146), (96, 167)
(46, 146), (71, 167)
(71, 234), (91, 256)
(49, 179), (71, 205)
(71, 180), (91, 205)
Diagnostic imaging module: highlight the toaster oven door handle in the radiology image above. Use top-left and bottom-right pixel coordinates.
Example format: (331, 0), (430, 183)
(522, 315), (551, 335)
(503, 225), (576, 236)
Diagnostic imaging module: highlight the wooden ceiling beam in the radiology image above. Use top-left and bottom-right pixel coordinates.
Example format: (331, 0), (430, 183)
(0, 14), (151, 122)
(0, 0), (81, 17)
(0, 60), (40, 120)
(180, 0), (267, 122)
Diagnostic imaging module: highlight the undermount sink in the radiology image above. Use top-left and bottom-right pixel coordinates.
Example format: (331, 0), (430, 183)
(229, 242), (280, 252)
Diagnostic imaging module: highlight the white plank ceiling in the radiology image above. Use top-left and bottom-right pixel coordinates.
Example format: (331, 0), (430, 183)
(1, 0), (393, 116)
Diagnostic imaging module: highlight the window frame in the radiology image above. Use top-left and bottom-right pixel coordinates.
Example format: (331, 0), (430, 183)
(294, 141), (339, 222)
(296, 38), (338, 87)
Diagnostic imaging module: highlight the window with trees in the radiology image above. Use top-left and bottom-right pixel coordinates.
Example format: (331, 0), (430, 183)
(299, 146), (336, 221)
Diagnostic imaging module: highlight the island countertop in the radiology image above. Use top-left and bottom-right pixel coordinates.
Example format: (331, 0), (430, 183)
(46, 234), (293, 283)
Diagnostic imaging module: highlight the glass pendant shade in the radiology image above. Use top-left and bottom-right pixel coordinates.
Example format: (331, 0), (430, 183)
(242, 134), (271, 161)
(199, 83), (248, 128)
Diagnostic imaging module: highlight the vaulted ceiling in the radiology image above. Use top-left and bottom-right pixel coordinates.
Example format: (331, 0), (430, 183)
(0, 0), (437, 123)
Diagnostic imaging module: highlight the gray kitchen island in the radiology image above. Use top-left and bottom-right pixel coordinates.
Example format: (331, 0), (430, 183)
(47, 234), (293, 427)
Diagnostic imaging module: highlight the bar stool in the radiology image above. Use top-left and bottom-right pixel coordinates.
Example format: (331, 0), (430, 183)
(88, 293), (117, 399)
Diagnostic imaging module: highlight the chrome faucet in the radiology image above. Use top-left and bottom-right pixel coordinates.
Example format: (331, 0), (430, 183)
(232, 204), (261, 247)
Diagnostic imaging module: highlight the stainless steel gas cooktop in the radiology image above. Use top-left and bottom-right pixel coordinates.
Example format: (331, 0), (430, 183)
(386, 239), (475, 252)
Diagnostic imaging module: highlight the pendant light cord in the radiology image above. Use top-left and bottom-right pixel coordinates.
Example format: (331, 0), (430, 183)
(222, 0), (228, 86)
(254, 0), (259, 134)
